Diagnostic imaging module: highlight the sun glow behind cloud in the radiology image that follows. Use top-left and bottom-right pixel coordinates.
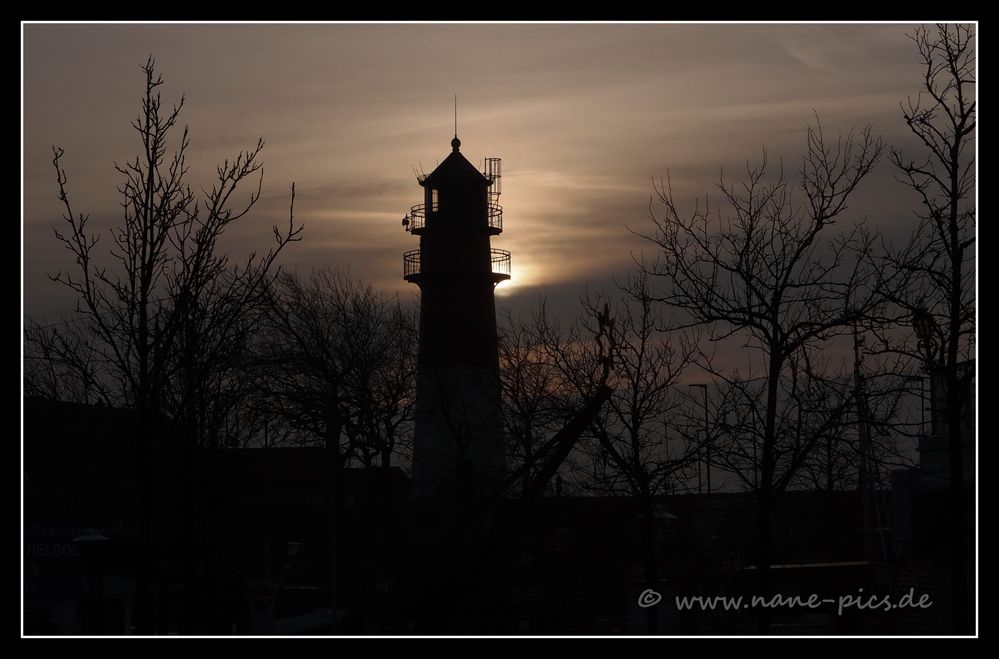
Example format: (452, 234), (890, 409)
(23, 23), (929, 324)
(496, 261), (540, 297)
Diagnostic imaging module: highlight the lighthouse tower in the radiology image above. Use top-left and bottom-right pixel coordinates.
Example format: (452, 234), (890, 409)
(403, 135), (509, 500)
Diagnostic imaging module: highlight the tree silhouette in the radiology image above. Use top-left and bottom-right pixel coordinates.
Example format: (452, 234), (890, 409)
(250, 268), (416, 468)
(505, 280), (700, 633)
(248, 267), (417, 630)
(30, 56), (301, 633)
(639, 120), (884, 631)
(573, 275), (698, 634)
(498, 306), (573, 496)
(877, 23), (976, 634)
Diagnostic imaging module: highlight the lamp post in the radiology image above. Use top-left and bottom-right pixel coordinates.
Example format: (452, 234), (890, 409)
(911, 308), (938, 438)
(689, 384), (709, 494)
(905, 375), (927, 438)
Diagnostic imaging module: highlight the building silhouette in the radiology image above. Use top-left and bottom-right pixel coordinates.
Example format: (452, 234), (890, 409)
(403, 135), (509, 499)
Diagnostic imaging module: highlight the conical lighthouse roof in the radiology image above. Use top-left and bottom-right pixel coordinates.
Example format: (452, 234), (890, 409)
(420, 137), (490, 188)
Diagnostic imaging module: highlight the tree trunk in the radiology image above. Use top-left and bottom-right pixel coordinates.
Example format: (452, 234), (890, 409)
(755, 349), (781, 634)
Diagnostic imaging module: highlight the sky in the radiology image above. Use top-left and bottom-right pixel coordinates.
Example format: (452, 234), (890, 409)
(23, 23), (933, 329)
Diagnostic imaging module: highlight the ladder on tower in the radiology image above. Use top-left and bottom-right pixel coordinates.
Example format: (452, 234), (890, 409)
(484, 157), (501, 202)
(483, 157), (503, 233)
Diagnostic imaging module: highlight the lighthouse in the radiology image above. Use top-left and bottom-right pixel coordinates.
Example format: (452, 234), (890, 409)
(402, 135), (509, 500)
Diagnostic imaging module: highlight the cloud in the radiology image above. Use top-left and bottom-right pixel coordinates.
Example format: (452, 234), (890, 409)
(24, 23), (932, 328)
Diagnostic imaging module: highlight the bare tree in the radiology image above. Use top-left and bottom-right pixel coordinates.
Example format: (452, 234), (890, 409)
(24, 319), (108, 404)
(877, 23), (976, 634)
(251, 268), (415, 467)
(343, 302), (418, 470)
(706, 339), (914, 493)
(639, 120), (884, 631)
(498, 307), (572, 495)
(510, 278), (698, 633)
(30, 57), (301, 632)
(573, 277), (697, 499)
(249, 267), (417, 630)
(579, 276), (698, 634)
(508, 298), (606, 494)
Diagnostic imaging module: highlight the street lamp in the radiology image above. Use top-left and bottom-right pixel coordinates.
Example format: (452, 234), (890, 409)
(911, 308), (939, 440)
(905, 375), (928, 438)
(689, 384), (709, 494)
